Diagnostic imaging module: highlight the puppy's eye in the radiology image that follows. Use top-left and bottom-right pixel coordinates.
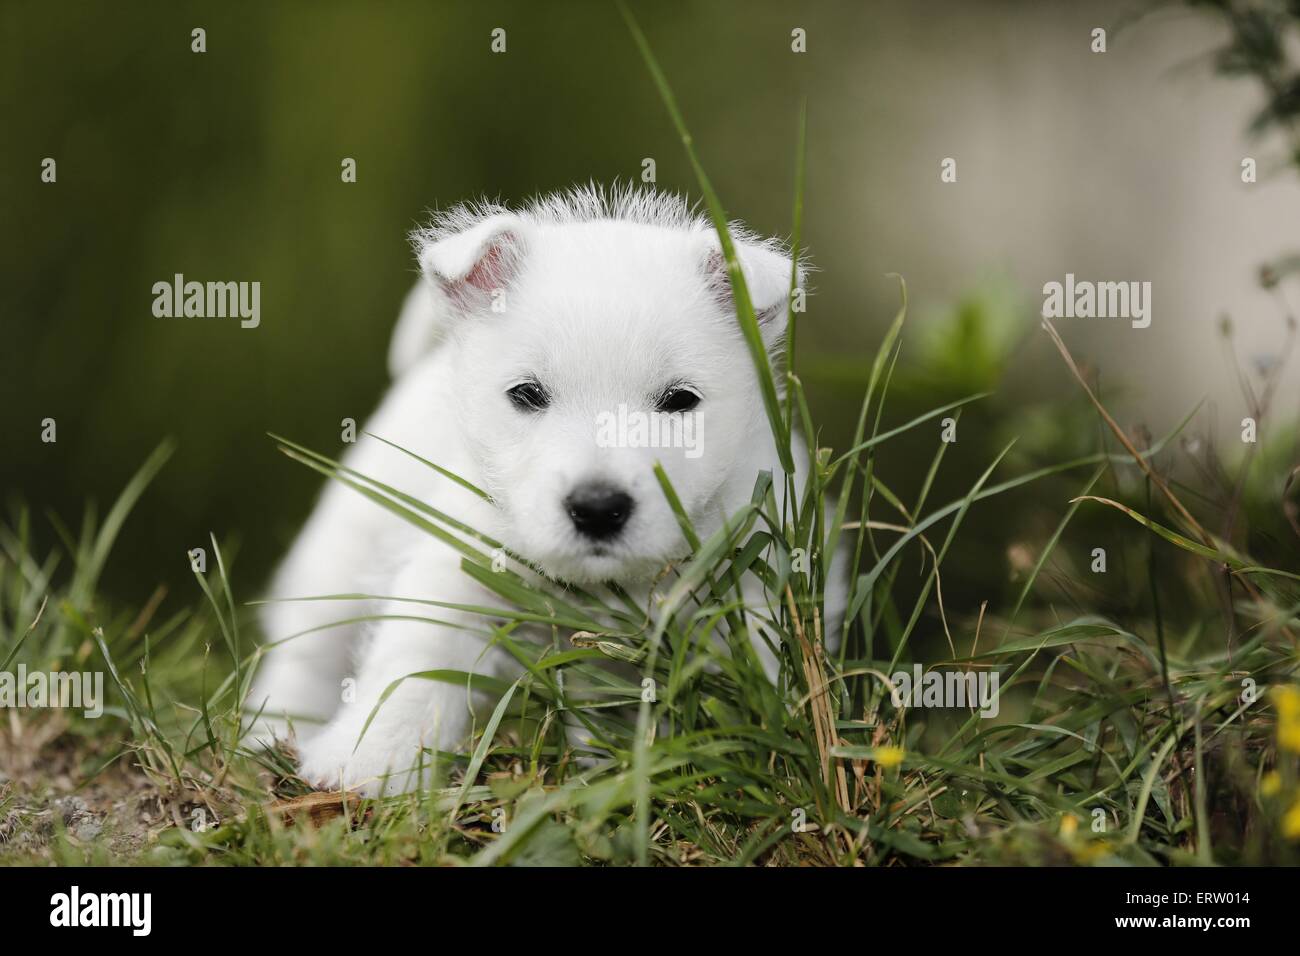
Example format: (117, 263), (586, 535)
(656, 386), (701, 414)
(507, 380), (550, 412)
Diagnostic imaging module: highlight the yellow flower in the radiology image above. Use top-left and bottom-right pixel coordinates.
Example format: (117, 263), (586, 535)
(1261, 770), (1283, 798)
(1073, 839), (1112, 864)
(1060, 814), (1079, 839)
(1276, 686), (1300, 753)
(1277, 685), (1300, 716)
(1284, 797), (1300, 841)
(873, 746), (905, 769)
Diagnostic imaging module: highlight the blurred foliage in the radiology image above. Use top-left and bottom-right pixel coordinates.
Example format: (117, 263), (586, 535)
(906, 278), (1028, 398)
(1196, 0), (1300, 141)
(1184, 0), (1300, 152)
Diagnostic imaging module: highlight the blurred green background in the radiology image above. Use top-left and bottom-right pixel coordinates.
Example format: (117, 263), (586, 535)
(3, 0), (1297, 626)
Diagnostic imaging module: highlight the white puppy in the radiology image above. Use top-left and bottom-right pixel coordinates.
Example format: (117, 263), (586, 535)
(247, 184), (846, 794)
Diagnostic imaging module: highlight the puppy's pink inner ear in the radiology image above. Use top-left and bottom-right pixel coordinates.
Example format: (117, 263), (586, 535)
(464, 239), (514, 293)
(436, 233), (521, 311)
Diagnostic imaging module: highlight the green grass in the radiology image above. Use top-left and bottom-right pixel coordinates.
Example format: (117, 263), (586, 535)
(3, 5), (1299, 867)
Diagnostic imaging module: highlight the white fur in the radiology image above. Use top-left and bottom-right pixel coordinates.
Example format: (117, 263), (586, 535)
(246, 184), (847, 795)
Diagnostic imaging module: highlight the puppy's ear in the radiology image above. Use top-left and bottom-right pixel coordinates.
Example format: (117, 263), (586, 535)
(699, 232), (801, 346)
(391, 214), (526, 378)
(416, 213), (526, 311)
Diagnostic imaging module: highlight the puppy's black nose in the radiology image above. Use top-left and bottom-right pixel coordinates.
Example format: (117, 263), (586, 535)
(565, 483), (634, 540)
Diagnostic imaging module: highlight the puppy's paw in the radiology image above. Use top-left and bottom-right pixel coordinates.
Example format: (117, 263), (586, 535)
(296, 724), (430, 796)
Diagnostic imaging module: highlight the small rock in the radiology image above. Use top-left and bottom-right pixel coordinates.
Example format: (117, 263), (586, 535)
(73, 819), (103, 842)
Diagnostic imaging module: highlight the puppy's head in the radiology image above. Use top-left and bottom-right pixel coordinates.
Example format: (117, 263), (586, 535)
(411, 189), (800, 585)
